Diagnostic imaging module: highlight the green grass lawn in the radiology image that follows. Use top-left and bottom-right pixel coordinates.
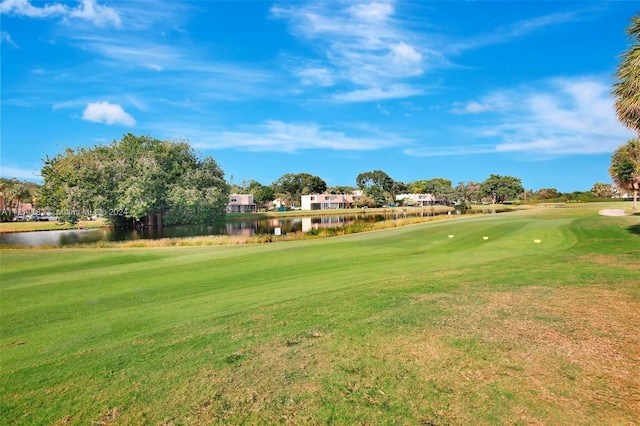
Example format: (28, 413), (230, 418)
(1, 204), (639, 425)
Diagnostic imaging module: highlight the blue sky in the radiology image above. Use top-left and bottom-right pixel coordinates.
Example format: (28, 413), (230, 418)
(1, 0), (638, 192)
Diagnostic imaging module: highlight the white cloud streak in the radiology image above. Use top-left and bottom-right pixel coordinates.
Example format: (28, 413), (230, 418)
(449, 76), (635, 157)
(296, 66), (334, 87)
(0, 0), (121, 27)
(71, 34), (180, 66)
(449, 8), (592, 53)
(65, 34), (277, 100)
(450, 92), (511, 114)
(332, 84), (423, 103)
(507, 10), (586, 38)
(67, 0), (121, 27)
(0, 0), (66, 18)
(109, 1), (194, 33)
(164, 120), (409, 153)
(82, 101), (136, 126)
(404, 145), (497, 157)
(0, 31), (18, 47)
(272, 1), (434, 102)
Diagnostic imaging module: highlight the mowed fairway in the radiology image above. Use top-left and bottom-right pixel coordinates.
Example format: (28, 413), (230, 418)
(1, 204), (639, 425)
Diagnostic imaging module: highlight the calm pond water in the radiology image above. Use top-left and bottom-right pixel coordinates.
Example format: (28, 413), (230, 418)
(1, 209), (504, 247)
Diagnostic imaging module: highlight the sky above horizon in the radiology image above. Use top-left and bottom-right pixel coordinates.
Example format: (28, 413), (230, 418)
(1, 0), (638, 193)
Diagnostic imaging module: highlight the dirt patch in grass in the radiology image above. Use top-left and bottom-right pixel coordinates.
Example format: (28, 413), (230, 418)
(93, 406), (123, 425)
(576, 253), (640, 271)
(414, 285), (640, 424)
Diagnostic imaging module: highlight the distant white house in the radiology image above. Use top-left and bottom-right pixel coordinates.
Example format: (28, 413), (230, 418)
(395, 193), (439, 206)
(226, 194), (256, 213)
(301, 193), (360, 210)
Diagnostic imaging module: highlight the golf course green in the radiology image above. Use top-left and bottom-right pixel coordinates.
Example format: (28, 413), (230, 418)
(1, 203), (638, 425)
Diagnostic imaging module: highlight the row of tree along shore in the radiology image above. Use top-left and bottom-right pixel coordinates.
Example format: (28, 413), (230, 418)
(0, 132), (634, 227)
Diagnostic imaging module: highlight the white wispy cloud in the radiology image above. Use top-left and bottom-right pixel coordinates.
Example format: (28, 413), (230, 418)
(0, 31), (18, 48)
(295, 66), (334, 87)
(67, 0), (121, 27)
(71, 34), (180, 68)
(447, 76), (635, 157)
(349, 2), (393, 22)
(271, 1), (433, 102)
(449, 8), (594, 53)
(0, 0), (121, 27)
(507, 10), (587, 38)
(161, 120), (409, 153)
(450, 101), (494, 114)
(388, 42), (423, 76)
(66, 34), (277, 100)
(332, 84), (423, 103)
(82, 101), (136, 126)
(404, 145), (497, 157)
(0, 0), (66, 18)
(109, 1), (194, 33)
(450, 92), (511, 114)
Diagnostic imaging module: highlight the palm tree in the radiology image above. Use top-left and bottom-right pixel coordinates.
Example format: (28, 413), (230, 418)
(613, 13), (640, 134)
(609, 138), (640, 210)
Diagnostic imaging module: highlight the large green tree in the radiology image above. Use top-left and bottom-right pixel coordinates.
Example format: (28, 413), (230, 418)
(480, 174), (524, 204)
(252, 185), (276, 209)
(356, 170), (403, 206)
(535, 187), (561, 200)
(356, 170), (393, 192)
(609, 138), (640, 210)
(329, 185), (357, 195)
(273, 173), (327, 206)
(613, 13), (640, 134)
(41, 145), (116, 223)
(590, 182), (614, 198)
(408, 178), (455, 204)
(41, 134), (228, 226)
(454, 181), (481, 204)
(163, 157), (229, 225)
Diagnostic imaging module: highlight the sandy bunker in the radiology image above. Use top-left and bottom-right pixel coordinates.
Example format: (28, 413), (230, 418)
(598, 209), (630, 216)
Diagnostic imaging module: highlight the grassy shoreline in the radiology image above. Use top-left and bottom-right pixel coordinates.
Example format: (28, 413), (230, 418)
(0, 206), (453, 234)
(0, 219), (108, 234)
(0, 205), (519, 249)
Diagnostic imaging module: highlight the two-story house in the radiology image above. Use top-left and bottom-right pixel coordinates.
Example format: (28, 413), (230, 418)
(226, 194), (256, 213)
(395, 193), (438, 206)
(301, 193), (359, 210)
